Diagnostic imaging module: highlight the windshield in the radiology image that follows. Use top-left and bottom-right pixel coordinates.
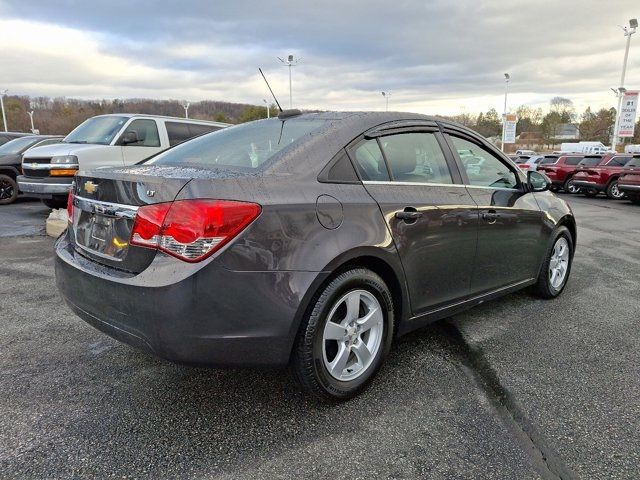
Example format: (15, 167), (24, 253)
(579, 156), (602, 166)
(150, 118), (326, 169)
(0, 136), (38, 155)
(63, 116), (128, 145)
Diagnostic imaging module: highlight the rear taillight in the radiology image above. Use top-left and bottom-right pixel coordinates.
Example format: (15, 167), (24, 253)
(130, 199), (261, 262)
(67, 192), (74, 223)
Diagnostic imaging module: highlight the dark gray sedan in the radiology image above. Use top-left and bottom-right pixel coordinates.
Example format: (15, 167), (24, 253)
(55, 112), (576, 401)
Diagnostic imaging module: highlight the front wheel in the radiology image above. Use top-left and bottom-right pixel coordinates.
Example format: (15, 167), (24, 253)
(0, 174), (18, 205)
(42, 196), (68, 209)
(564, 177), (581, 194)
(606, 180), (625, 200)
(292, 268), (394, 401)
(531, 226), (573, 299)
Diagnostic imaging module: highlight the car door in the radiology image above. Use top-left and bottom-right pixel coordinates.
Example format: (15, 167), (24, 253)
(349, 125), (478, 315)
(117, 119), (164, 165)
(443, 130), (544, 293)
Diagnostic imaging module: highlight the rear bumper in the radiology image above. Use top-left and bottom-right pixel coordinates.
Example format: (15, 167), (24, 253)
(17, 175), (72, 198)
(55, 233), (325, 367)
(572, 180), (605, 192)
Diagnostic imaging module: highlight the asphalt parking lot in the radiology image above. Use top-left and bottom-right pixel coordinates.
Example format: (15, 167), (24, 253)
(1, 196), (638, 479)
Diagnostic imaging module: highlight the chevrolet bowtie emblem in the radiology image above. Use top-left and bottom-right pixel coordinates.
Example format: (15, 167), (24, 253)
(84, 181), (98, 194)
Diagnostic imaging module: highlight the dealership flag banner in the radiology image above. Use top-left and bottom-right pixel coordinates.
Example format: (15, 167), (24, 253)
(618, 91), (638, 138)
(504, 114), (517, 144)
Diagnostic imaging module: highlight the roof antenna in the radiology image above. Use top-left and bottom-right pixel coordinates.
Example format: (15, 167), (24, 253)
(259, 68), (283, 113)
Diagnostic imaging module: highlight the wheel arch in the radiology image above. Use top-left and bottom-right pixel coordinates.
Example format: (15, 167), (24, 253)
(0, 166), (20, 178)
(557, 214), (577, 251)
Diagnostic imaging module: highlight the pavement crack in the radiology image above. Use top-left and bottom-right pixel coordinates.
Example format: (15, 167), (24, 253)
(442, 321), (578, 480)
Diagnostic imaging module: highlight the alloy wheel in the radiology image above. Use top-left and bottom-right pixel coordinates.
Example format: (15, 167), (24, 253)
(549, 237), (570, 290)
(322, 289), (384, 381)
(0, 178), (14, 200)
(610, 182), (624, 199)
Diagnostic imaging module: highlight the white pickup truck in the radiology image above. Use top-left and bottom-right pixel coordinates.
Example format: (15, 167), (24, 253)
(18, 114), (229, 208)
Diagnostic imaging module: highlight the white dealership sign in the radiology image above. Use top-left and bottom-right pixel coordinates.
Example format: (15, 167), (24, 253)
(503, 114), (517, 144)
(617, 90), (638, 138)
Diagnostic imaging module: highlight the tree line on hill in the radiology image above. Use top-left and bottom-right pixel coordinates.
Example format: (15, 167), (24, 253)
(1, 95), (639, 146)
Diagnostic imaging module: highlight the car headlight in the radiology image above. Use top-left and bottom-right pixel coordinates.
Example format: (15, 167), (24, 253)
(51, 155), (79, 165)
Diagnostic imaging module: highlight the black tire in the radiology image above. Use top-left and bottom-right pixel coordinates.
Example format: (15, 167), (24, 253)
(563, 177), (581, 194)
(292, 268), (394, 401)
(42, 196), (67, 209)
(0, 174), (18, 205)
(605, 179), (625, 200)
(531, 226), (573, 299)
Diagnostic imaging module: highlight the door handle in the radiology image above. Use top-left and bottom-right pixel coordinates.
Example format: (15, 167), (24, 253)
(482, 210), (500, 223)
(395, 208), (423, 222)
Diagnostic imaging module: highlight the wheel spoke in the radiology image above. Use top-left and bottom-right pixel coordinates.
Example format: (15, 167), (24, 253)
(324, 321), (346, 341)
(345, 291), (361, 322)
(550, 268), (558, 286)
(329, 344), (350, 376)
(352, 342), (372, 366)
(357, 307), (382, 333)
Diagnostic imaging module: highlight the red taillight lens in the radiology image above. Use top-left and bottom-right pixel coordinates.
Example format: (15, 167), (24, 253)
(130, 199), (261, 262)
(67, 192), (74, 223)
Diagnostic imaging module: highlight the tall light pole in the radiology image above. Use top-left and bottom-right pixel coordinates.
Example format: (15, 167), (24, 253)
(278, 54), (299, 109)
(28, 110), (35, 133)
(381, 91), (391, 111)
(263, 99), (270, 118)
(182, 101), (190, 119)
(0, 89), (7, 132)
(501, 73), (510, 152)
(612, 18), (637, 152)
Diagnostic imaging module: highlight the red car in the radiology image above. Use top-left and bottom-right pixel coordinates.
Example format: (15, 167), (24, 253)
(617, 157), (640, 204)
(572, 154), (637, 199)
(537, 154), (585, 192)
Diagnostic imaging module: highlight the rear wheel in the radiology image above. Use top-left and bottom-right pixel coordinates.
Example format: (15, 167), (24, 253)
(42, 196), (67, 209)
(564, 177), (581, 194)
(531, 226), (573, 299)
(0, 174), (18, 205)
(292, 268), (394, 401)
(606, 180), (625, 200)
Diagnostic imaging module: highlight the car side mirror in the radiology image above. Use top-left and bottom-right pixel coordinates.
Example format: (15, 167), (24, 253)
(121, 131), (139, 145)
(528, 170), (551, 192)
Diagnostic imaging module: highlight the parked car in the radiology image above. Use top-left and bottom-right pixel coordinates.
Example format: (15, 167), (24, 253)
(0, 135), (64, 205)
(513, 154), (544, 172)
(562, 154), (611, 194)
(0, 131), (30, 146)
(515, 149), (537, 156)
(572, 154), (637, 199)
(56, 111), (576, 401)
(616, 157), (640, 204)
(18, 114), (230, 209)
(536, 153), (585, 192)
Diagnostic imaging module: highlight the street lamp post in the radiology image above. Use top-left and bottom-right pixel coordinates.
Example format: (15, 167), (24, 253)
(263, 99), (270, 118)
(381, 91), (391, 111)
(278, 55), (299, 109)
(0, 89), (7, 133)
(28, 110), (35, 133)
(182, 101), (190, 119)
(501, 73), (510, 152)
(612, 18), (637, 152)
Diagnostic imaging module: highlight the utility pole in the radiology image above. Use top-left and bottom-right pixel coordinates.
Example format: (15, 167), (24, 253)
(381, 91), (391, 111)
(263, 99), (270, 118)
(501, 73), (510, 152)
(28, 110), (35, 133)
(278, 55), (299, 109)
(0, 89), (7, 132)
(182, 101), (190, 119)
(612, 19), (637, 151)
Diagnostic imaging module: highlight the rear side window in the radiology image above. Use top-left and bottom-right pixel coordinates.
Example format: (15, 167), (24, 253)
(565, 156), (583, 165)
(541, 156), (558, 164)
(166, 122), (192, 146)
(579, 156), (602, 166)
(449, 136), (518, 189)
(189, 123), (222, 137)
(353, 139), (389, 181)
(379, 133), (453, 184)
(608, 156), (631, 166)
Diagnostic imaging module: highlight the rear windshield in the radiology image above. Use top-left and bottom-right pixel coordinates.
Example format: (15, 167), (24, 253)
(0, 136), (38, 154)
(541, 156), (558, 164)
(579, 156), (602, 166)
(150, 118), (326, 169)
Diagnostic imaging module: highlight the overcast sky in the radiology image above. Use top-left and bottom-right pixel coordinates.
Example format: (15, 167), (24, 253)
(0, 0), (638, 115)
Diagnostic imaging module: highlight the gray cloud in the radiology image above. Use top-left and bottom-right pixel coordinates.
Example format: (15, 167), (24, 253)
(0, 0), (637, 114)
